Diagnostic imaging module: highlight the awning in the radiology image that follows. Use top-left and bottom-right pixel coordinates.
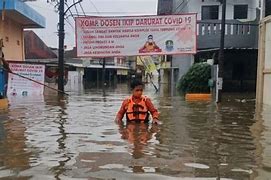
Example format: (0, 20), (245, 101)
(0, 0), (45, 28)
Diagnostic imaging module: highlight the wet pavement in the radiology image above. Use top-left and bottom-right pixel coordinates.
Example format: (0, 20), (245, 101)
(0, 84), (271, 180)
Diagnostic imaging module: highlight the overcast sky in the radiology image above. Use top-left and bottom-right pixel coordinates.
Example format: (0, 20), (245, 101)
(26, 0), (158, 50)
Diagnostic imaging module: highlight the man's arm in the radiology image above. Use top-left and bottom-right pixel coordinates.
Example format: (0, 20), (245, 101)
(115, 99), (129, 123)
(145, 98), (159, 122)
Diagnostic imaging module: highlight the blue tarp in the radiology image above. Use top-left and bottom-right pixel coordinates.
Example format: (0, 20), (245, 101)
(0, 67), (6, 97)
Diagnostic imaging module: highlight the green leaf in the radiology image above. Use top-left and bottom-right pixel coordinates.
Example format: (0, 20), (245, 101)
(177, 63), (211, 94)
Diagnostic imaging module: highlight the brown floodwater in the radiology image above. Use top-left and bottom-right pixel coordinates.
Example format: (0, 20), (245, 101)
(0, 84), (270, 180)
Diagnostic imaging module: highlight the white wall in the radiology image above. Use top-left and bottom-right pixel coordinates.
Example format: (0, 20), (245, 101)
(172, 54), (194, 80)
(0, 17), (24, 61)
(66, 70), (84, 92)
(174, 0), (259, 21)
(257, 16), (271, 105)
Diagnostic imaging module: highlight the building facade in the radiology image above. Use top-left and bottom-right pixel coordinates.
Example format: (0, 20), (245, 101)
(173, 0), (258, 21)
(158, 0), (260, 92)
(0, 0), (45, 61)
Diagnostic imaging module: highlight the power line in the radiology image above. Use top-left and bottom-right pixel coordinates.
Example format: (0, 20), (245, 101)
(65, 18), (75, 32)
(73, 0), (80, 16)
(65, 2), (75, 20)
(173, 0), (186, 13)
(45, 0), (61, 13)
(174, 0), (192, 14)
(79, 1), (86, 16)
(88, 0), (100, 14)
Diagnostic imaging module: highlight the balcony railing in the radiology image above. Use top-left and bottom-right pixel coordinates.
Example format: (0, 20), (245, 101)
(197, 20), (259, 49)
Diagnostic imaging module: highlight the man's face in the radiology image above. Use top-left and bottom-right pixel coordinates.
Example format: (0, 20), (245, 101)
(132, 85), (143, 98)
(148, 37), (153, 43)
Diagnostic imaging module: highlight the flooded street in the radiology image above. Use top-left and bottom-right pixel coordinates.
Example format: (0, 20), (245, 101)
(0, 84), (271, 180)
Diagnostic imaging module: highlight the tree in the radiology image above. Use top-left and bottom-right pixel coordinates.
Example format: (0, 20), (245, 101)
(177, 63), (211, 94)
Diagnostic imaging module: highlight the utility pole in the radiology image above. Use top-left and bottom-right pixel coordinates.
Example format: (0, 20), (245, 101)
(102, 58), (106, 86)
(58, 0), (65, 94)
(217, 0), (226, 103)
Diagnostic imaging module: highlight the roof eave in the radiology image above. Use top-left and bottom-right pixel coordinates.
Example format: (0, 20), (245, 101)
(0, 0), (46, 28)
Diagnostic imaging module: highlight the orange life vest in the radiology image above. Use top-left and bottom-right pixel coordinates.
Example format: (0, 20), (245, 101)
(126, 96), (149, 122)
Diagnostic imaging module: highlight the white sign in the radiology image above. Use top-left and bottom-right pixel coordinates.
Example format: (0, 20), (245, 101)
(76, 14), (197, 57)
(7, 63), (45, 96)
(217, 77), (223, 90)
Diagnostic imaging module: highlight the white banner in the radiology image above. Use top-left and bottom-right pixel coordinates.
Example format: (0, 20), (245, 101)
(76, 14), (197, 57)
(7, 63), (45, 96)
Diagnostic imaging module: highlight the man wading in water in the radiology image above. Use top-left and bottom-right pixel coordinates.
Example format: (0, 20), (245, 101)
(115, 79), (160, 124)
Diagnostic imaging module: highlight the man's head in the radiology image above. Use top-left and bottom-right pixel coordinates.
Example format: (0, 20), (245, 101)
(131, 79), (144, 98)
(148, 35), (153, 43)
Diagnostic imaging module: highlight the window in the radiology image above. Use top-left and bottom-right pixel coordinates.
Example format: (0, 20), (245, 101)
(234, 5), (248, 19)
(202, 6), (219, 20)
(266, 0), (271, 17)
(158, 0), (172, 15)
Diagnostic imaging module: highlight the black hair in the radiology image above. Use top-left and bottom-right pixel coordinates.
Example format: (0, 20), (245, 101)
(148, 35), (153, 39)
(131, 79), (143, 90)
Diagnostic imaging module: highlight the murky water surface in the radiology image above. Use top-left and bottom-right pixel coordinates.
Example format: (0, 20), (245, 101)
(0, 84), (271, 180)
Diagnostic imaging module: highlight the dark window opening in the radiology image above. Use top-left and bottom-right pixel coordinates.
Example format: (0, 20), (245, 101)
(234, 5), (248, 19)
(266, 0), (271, 17)
(202, 6), (219, 20)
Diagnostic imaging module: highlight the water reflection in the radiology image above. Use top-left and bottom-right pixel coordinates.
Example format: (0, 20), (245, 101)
(118, 122), (160, 172)
(48, 97), (72, 180)
(0, 110), (31, 178)
(184, 100), (257, 179)
(1, 84), (271, 179)
(254, 104), (271, 179)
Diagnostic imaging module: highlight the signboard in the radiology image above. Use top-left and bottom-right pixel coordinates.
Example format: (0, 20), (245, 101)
(137, 56), (157, 73)
(76, 14), (197, 57)
(7, 63), (45, 96)
(117, 69), (128, 75)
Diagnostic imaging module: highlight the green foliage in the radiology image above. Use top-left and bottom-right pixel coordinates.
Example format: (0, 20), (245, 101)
(177, 63), (211, 94)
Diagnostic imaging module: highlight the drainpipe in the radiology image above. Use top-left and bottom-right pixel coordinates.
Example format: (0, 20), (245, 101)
(260, 0), (266, 19)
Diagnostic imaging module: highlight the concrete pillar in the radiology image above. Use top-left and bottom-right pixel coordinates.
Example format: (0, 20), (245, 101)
(171, 54), (194, 84)
(170, 68), (174, 96)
